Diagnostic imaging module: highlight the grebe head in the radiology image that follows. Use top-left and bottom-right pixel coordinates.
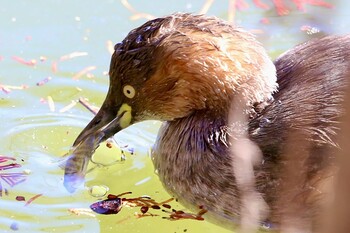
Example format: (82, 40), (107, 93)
(74, 13), (277, 145)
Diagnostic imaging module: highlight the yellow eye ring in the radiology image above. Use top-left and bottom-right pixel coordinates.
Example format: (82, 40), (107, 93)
(123, 85), (136, 99)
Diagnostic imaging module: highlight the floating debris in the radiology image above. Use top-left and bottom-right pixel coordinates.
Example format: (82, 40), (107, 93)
(292, 0), (333, 11)
(121, 0), (155, 20)
(73, 66), (96, 80)
(260, 17), (270, 24)
(300, 25), (320, 35)
(36, 76), (52, 86)
(163, 205), (207, 221)
(106, 141), (113, 148)
(23, 169), (31, 175)
(0, 84), (28, 94)
(10, 221), (19, 231)
(51, 61), (58, 73)
(47, 96), (55, 112)
(253, 0), (269, 9)
(59, 100), (78, 113)
(15, 196), (25, 201)
(78, 98), (99, 115)
(12, 56), (37, 66)
(90, 192), (173, 216)
(68, 208), (95, 217)
(0, 155), (27, 195)
(39, 56), (47, 62)
(24, 193), (43, 206)
(89, 192), (205, 221)
(59, 52), (88, 61)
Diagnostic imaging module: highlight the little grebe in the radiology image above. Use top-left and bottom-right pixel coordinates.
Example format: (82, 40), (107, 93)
(70, 13), (350, 230)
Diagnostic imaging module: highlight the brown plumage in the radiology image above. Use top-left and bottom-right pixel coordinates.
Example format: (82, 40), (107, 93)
(67, 13), (350, 231)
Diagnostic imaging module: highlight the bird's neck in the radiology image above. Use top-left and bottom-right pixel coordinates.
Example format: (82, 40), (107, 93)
(152, 110), (239, 217)
(156, 104), (283, 158)
(157, 111), (230, 157)
(152, 108), (280, 223)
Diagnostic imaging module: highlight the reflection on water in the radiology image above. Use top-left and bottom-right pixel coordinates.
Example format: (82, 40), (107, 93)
(1, 0), (349, 232)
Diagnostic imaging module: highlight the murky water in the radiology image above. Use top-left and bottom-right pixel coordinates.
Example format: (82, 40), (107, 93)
(1, 0), (349, 232)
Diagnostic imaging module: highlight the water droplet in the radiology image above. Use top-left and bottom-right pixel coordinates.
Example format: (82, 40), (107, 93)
(88, 185), (109, 197)
(143, 26), (151, 32)
(135, 177), (151, 186)
(133, 59), (141, 66)
(135, 35), (143, 44)
(262, 221), (273, 229)
(91, 143), (124, 166)
(23, 169), (31, 175)
(267, 96), (274, 102)
(121, 152), (126, 161)
(259, 118), (271, 128)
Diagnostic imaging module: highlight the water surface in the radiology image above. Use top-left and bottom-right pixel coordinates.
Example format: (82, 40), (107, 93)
(1, 1), (349, 232)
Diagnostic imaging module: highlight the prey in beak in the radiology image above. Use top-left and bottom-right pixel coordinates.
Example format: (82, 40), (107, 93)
(63, 93), (133, 193)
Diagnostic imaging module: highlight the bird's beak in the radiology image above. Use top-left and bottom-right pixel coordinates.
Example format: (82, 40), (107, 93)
(73, 97), (132, 147)
(63, 89), (133, 192)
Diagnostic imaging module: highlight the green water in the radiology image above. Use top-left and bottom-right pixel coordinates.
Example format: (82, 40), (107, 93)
(0, 0), (349, 232)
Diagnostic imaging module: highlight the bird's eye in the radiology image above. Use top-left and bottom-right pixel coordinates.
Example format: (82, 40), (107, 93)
(123, 85), (136, 99)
